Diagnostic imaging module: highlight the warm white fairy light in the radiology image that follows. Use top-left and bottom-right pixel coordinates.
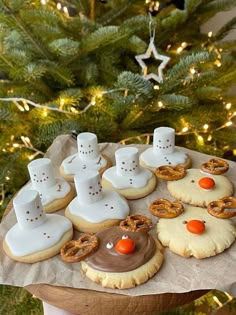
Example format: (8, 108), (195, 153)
(158, 101), (163, 108)
(182, 126), (189, 133)
(177, 46), (183, 54)
(63, 6), (69, 17)
(153, 85), (159, 90)
(207, 134), (212, 141)
(225, 103), (232, 110)
(197, 135), (204, 145)
(57, 2), (62, 10)
(40, 0), (47, 5)
(214, 60), (221, 67)
(208, 31), (213, 38)
(225, 121), (233, 127)
(203, 124), (209, 130)
(190, 67), (196, 75)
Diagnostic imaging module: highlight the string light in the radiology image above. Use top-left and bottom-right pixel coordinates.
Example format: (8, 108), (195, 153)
(225, 103), (231, 110)
(208, 31), (213, 38)
(181, 126), (189, 133)
(158, 101), (163, 108)
(203, 124), (209, 130)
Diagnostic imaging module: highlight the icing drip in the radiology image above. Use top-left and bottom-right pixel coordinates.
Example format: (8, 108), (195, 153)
(140, 147), (187, 168)
(68, 190), (129, 223)
(5, 214), (72, 256)
(62, 153), (107, 174)
(23, 178), (71, 206)
(85, 226), (156, 272)
(102, 166), (152, 189)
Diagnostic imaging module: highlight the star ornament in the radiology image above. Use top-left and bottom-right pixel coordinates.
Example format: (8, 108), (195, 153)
(135, 39), (170, 83)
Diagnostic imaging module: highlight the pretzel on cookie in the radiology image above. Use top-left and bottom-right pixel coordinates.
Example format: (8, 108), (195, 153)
(60, 233), (99, 263)
(149, 198), (184, 218)
(201, 158), (229, 175)
(207, 196), (236, 219)
(120, 214), (152, 233)
(155, 165), (186, 181)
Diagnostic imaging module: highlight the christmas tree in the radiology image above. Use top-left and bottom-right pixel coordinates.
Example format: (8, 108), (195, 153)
(0, 0), (236, 209)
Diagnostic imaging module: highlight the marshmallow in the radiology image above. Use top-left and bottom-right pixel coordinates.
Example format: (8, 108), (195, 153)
(77, 132), (99, 161)
(28, 158), (57, 192)
(115, 147), (140, 177)
(74, 171), (103, 204)
(13, 190), (47, 230)
(153, 127), (175, 155)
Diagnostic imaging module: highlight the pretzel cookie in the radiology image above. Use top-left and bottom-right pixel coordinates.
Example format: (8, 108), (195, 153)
(167, 168), (233, 207)
(157, 205), (236, 259)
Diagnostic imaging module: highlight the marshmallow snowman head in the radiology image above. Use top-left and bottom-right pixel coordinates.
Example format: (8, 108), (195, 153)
(153, 127), (175, 155)
(77, 132), (99, 161)
(74, 170), (103, 204)
(115, 147), (140, 177)
(14, 190), (47, 230)
(28, 158), (57, 192)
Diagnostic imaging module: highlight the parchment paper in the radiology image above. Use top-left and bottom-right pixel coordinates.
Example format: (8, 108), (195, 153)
(0, 134), (235, 296)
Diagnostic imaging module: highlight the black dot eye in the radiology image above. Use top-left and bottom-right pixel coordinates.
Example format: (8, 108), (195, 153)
(122, 162), (125, 164)
(182, 221), (187, 224)
(80, 145), (83, 147)
(191, 180), (195, 183)
(202, 220), (206, 224)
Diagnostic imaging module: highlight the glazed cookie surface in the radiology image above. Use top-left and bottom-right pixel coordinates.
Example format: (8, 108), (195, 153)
(156, 205), (236, 259)
(81, 226), (164, 289)
(167, 168), (233, 207)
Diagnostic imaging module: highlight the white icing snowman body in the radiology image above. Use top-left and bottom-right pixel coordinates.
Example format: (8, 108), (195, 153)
(61, 132), (108, 176)
(67, 171), (130, 223)
(102, 147), (153, 189)
(4, 190), (72, 257)
(140, 127), (188, 168)
(26, 158), (72, 206)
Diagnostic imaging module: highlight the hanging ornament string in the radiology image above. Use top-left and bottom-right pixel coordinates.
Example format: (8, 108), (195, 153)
(135, 15), (170, 84)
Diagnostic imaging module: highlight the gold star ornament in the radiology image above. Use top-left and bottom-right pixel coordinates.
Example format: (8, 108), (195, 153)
(135, 38), (170, 83)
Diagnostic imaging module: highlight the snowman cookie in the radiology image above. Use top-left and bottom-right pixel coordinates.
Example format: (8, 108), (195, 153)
(65, 170), (130, 233)
(150, 199), (236, 259)
(25, 158), (75, 213)
(139, 127), (191, 172)
(167, 159), (233, 207)
(61, 215), (164, 289)
(3, 190), (73, 263)
(60, 132), (111, 182)
(101, 147), (157, 199)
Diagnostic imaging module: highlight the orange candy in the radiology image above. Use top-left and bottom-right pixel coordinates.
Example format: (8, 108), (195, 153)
(198, 177), (215, 190)
(115, 238), (135, 254)
(186, 220), (205, 234)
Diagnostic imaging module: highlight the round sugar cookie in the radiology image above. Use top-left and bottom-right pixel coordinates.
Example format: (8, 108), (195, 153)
(167, 169), (233, 207)
(156, 205), (236, 259)
(3, 190), (73, 263)
(139, 127), (192, 172)
(60, 153), (112, 182)
(65, 171), (130, 233)
(101, 146), (157, 200)
(26, 157), (75, 213)
(80, 226), (164, 289)
(60, 132), (112, 182)
(101, 174), (157, 200)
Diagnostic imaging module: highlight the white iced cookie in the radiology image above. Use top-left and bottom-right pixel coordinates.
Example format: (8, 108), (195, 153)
(101, 147), (157, 199)
(25, 158), (75, 213)
(65, 171), (130, 233)
(140, 127), (191, 172)
(167, 169), (233, 207)
(60, 132), (111, 181)
(156, 205), (236, 259)
(3, 190), (73, 263)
